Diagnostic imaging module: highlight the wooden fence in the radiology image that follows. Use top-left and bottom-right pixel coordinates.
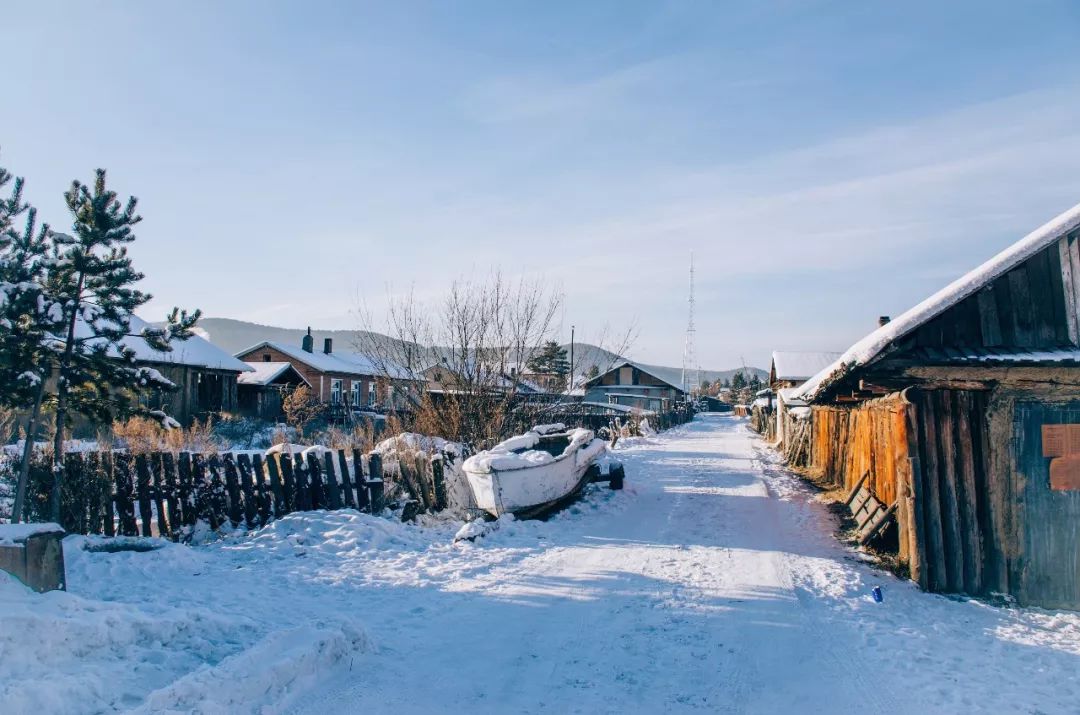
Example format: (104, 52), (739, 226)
(53, 448), (400, 539)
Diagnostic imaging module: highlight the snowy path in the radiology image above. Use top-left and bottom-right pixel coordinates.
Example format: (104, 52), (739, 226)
(290, 415), (1078, 714)
(4, 415), (1079, 714)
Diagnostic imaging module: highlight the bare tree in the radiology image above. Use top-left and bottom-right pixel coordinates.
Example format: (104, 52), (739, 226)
(356, 272), (562, 448)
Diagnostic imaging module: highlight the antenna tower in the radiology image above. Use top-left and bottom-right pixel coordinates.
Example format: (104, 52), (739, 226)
(682, 252), (700, 396)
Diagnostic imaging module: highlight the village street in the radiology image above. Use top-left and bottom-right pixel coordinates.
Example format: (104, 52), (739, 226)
(4, 415), (1079, 714)
(290, 414), (1079, 714)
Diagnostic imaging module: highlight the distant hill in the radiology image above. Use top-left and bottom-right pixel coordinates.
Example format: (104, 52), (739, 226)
(181, 317), (767, 385)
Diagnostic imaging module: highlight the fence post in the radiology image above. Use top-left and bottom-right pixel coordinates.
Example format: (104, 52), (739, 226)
(264, 453), (287, 517)
(177, 452), (195, 528)
(150, 453), (170, 538)
(431, 456), (447, 511)
(322, 451), (342, 510)
(114, 453), (138, 536)
(280, 453), (298, 512)
(368, 452), (384, 513)
(337, 450), (355, 509)
(134, 454), (154, 537)
(352, 448), (369, 512)
(306, 452), (324, 510)
(290, 454), (311, 511)
(161, 452), (180, 537)
(221, 454), (243, 528)
(100, 453), (116, 537)
(236, 454), (258, 528)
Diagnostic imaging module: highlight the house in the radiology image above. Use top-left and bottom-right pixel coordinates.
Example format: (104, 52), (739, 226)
(768, 350), (842, 445)
(421, 358), (550, 399)
(582, 361), (686, 412)
(792, 201), (1080, 609)
(235, 329), (415, 414)
(236, 361), (308, 420)
(126, 316), (253, 425)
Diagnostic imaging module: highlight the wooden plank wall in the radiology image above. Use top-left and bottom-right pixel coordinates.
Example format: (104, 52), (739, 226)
(809, 394), (915, 567)
(911, 236), (1077, 350)
(905, 388), (994, 597)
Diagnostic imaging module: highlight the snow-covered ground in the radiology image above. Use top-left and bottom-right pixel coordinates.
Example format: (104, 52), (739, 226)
(2, 415), (1079, 713)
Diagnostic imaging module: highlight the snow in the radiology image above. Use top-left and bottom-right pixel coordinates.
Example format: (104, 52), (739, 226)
(462, 427), (595, 473)
(236, 340), (411, 379)
(2, 416), (1079, 713)
(237, 361), (307, 386)
(796, 201), (1080, 401)
(74, 315), (253, 373)
(0, 522), (63, 545)
(770, 350), (843, 381)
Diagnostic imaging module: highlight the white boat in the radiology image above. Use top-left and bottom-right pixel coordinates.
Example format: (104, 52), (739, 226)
(462, 424), (608, 519)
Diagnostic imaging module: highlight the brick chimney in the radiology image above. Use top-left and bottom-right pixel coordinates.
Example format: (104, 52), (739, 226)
(878, 316), (891, 327)
(323, 337), (333, 354)
(302, 327), (314, 353)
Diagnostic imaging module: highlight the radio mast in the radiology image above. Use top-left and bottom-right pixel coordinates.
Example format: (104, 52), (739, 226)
(681, 252), (699, 397)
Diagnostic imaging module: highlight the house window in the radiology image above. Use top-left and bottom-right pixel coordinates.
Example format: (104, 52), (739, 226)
(262, 353), (271, 362)
(368, 381), (376, 406)
(350, 381), (360, 406)
(330, 378), (343, 404)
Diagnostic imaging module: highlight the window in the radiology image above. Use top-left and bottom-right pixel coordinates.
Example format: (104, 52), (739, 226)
(262, 353), (272, 362)
(367, 381), (376, 406)
(350, 381), (360, 406)
(330, 378), (343, 404)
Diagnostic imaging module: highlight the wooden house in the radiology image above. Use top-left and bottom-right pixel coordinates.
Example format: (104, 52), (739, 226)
(235, 330), (416, 415)
(769, 351), (841, 446)
(126, 316), (252, 425)
(582, 361), (686, 412)
(793, 202), (1080, 609)
(236, 361), (309, 420)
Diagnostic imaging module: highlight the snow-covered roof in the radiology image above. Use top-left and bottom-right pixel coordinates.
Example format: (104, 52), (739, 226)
(237, 340), (410, 379)
(770, 351), (843, 381)
(583, 360), (687, 394)
(796, 200), (1080, 402)
(105, 316), (253, 373)
(777, 387), (807, 407)
(237, 361), (310, 387)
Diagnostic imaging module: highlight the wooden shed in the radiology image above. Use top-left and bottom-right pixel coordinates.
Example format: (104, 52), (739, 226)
(794, 203), (1080, 609)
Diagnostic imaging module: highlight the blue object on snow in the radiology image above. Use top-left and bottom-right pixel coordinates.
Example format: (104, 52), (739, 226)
(872, 586), (883, 603)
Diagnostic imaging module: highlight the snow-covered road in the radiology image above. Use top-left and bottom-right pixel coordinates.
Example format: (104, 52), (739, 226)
(4, 414), (1079, 714)
(293, 414), (1080, 714)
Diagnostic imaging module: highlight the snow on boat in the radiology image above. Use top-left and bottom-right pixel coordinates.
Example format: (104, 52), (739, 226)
(462, 424), (608, 519)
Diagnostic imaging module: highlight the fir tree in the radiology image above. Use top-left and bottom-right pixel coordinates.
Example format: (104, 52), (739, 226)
(586, 364), (600, 379)
(46, 169), (199, 520)
(527, 340), (570, 376)
(0, 152), (65, 522)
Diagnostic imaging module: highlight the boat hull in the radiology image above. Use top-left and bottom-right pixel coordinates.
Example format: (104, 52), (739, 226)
(465, 437), (606, 518)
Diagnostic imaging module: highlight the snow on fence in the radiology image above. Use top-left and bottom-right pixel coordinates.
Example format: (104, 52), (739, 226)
(47, 447), (416, 539)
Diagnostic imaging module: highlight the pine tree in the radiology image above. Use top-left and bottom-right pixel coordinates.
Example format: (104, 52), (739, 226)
(46, 169), (199, 520)
(527, 340), (570, 376)
(730, 371), (746, 392)
(586, 364), (600, 379)
(0, 152), (65, 522)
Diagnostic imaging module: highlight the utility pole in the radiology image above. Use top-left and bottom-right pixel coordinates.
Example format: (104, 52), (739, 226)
(569, 325), (575, 393)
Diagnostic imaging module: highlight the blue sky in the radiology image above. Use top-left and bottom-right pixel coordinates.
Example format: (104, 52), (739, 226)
(3, 1), (1080, 368)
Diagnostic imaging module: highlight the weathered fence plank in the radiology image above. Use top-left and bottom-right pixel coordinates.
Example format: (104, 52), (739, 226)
(431, 457), (447, 511)
(265, 454), (287, 517)
(323, 451), (342, 510)
(222, 454), (243, 528)
(151, 453), (170, 538)
(162, 452), (181, 535)
(352, 449), (369, 512)
(251, 454), (273, 525)
(337, 450), (355, 509)
(237, 454), (258, 528)
(177, 452), (194, 528)
(368, 453), (385, 513)
(114, 453), (138, 536)
(101, 453), (116, 537)
(306, 452), (324, 510)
